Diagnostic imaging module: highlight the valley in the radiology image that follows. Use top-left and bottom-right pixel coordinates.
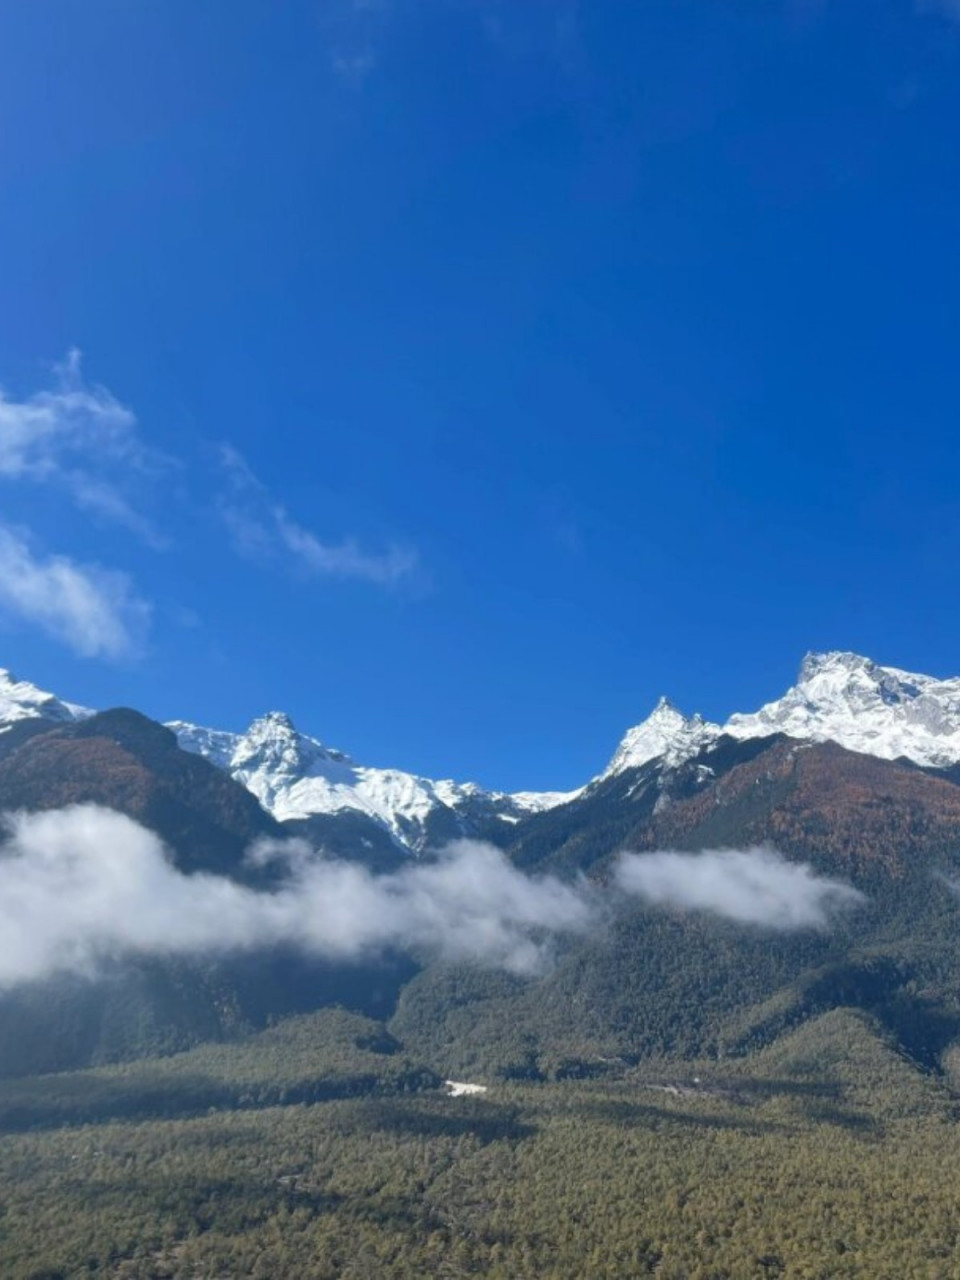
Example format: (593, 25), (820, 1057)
(2, 653), (960, 1276)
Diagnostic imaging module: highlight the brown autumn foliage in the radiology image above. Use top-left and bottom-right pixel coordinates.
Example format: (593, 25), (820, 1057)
(641, 740), (960, 879)
(0, 709), (281, 876)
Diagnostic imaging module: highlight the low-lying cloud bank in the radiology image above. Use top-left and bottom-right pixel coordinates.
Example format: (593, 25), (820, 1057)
(0, 807), (595, 985)
(615, 847), (865, 930)
(0, 807), (865, 988)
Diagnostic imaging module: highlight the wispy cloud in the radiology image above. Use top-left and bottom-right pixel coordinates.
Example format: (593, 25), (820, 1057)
(0, 350), (170, 546)
(218, 444), (419, 587)
(615, 847), (864, 930)
(0, 526), (150, 660)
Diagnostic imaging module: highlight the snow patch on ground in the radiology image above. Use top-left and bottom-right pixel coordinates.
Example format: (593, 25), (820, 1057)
(444, 1081), (489, 1097)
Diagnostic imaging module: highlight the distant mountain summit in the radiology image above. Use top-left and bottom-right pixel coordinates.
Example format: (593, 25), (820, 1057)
(169, 710), (572, 854)
(0, 669), (90, 730)
(603, 651), (960, 777)
(724, 650), (960, 767)
(604, 697), (720, 774)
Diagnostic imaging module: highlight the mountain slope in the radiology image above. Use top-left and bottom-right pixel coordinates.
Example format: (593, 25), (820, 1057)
(512, 731), (960, 884)
(395, 734), (960, 1077)
(0, 709), (283, 877)
(0, 710), (419, 1077)
(6, 653), (960, 1086)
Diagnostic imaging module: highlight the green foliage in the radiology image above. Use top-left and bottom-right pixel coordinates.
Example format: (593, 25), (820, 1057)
(0, 1010), (440, 1133)
(1, 1010), (959, 1278)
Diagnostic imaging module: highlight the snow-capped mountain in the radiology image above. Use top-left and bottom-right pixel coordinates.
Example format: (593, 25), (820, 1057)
(724, 650), (960, 767)
(7, 650), (960, 851)
(604, 697), (720, 774)
(604, 651), (960, 778)
(169, 710), (573, 852)
(0, 669), (90, 731)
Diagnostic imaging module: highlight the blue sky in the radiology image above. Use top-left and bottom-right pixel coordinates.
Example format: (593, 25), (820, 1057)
(1, 0), (960, 791)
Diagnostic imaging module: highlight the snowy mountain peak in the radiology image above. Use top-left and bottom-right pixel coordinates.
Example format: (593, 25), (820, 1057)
(605, 700), (721, 775)
(0, 669), (91, 730)
(243, 710), (347, 757)
(798, 650), (875, 683)
(604, 651), (960, 779)
(724, 652), (960, 767)
(229, 713), (351, 791)
(251, 710), (298, 733)
(166, 708), (569, 853)
(650, 695), (681, 717)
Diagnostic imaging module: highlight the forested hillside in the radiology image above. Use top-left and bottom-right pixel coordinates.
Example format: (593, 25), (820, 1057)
(4, 688), (960, 1274)
(1, 1007), (959, 1279)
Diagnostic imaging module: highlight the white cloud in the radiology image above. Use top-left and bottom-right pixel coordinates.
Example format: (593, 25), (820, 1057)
(0, 350), (169, 544)
(615, 847), (864, 930)
(218, 444), (419, 586)
(0, 808), (868, 989)
(0, 808), (596, 986)
(0, 526), (150, 660)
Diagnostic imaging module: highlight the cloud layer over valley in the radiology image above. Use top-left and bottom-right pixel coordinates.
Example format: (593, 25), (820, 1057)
(0, 807), (595, 985)
(0, 807), (866, 988)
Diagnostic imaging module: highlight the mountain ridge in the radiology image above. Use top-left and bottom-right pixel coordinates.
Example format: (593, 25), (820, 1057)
(4, 657), (960, 1081)
(7, 649), (960, 854)
(169, 710), (574, 854)
(602, 649), (960, 779)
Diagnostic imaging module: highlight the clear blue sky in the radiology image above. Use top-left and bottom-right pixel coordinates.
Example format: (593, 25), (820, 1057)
(1, 0), (959, 791)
